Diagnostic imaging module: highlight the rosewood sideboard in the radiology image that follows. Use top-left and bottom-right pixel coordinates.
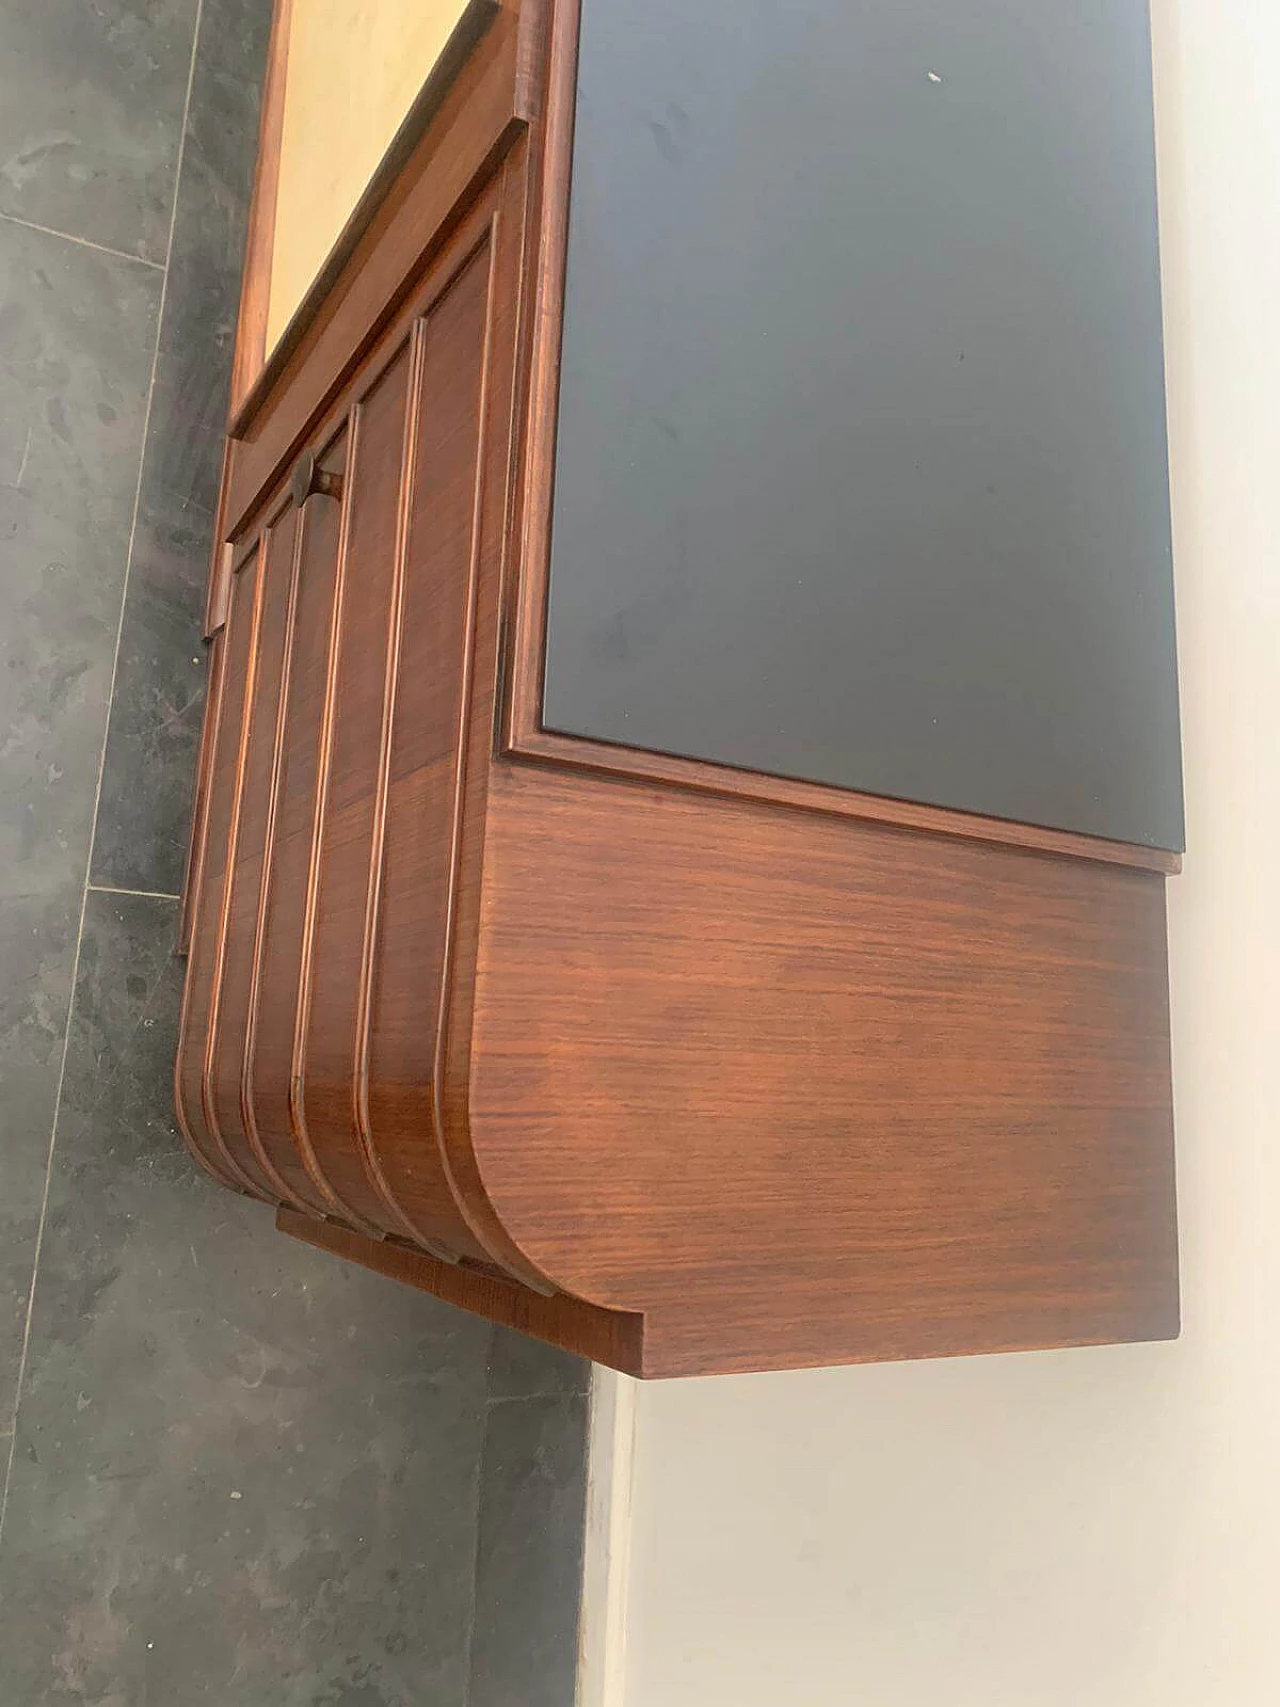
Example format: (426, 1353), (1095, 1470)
(176, 0), (1183, 1378)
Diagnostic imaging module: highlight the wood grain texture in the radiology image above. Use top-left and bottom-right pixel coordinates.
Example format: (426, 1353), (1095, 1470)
(177, 553), (272, 1197)
(515, 728), (1181, 877)
(502, 0), (577, 751)
(463, 759), (1179, 1376)
(207, 509), (300, 1201)
(296, 339), (417, 1230)
(178, 61), (539, 1273)
(178, 610), (227, 957)
(178, 0), (1180, 1377)
(277, 1208), (643, 1371)
(243, 434), (349, 1218)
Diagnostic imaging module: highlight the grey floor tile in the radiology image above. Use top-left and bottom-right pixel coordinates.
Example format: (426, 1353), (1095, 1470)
(0, 0), (199, 262)
(468, 1391), (590, 1707)
(0, 890), (495, 1706)
(92, 0), (270, 896)
(0, 219), (158, 1426)
(0, 220), (160, 898)
(0, 891), (76, 1429)
(488, 1324), (591, 1403)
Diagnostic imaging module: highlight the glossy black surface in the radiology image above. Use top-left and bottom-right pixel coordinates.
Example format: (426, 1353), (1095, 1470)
(545, 0), (1184, 851)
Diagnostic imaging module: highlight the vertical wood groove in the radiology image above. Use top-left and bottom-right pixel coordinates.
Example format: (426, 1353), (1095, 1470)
(417, 79), (571, 1293)
(427, 213), (522, 1266)
(173, 631), (241, 1191)
(178, 624), (227, 958)
(350, 318), (442, 1246)
(198, 553), (279, 1200)
(501, 0), (579, 751)
(286, 406), (384, 1232)
(239, 493), (324, 1212)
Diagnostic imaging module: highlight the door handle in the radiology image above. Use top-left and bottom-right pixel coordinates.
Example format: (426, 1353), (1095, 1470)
(291, 448), (343, 509)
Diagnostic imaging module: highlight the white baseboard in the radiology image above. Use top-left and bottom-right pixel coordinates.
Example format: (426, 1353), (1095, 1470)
(576, 1367), (638, 1707)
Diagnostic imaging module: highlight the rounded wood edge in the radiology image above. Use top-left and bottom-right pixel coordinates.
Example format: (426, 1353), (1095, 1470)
(196, 545), (289, 1203)
(635, 1303), (1182, 1382)
(501, 0), (580, 749)
(341, 321), (501, 1265)
(510, 727), (1182, 877)
(277, 405), (434, 1245)
(409, 133), (590, 1298)
(237, 503), (335, 1222)
(276, 1207), (647, 1374)
(174, 1052), (256, 1200)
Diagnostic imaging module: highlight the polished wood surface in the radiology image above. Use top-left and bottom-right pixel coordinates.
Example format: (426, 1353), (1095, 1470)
(177, 0), (1180, 1378)
(279, 1208), (642, 1370)
(179, 118), (534, 1270)
(247, 433), (348, 1215)
(515, 726), (1181, 877)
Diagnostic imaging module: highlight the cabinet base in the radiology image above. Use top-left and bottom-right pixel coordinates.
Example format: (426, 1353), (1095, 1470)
(277, 1208), (644, 1372)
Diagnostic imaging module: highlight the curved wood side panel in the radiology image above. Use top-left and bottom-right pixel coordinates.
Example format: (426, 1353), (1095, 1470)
(176, 552), (276, 1201)
(278, 1208), (645, 1373)
(424, 39), (597, 1293)
(174, 625), (243, 1193)
(291, 339), (425, 1232)
(177, 4), (559, 1262)
(464, 759), (1180, 1378)
(286, 200), (516, 1261)
(360, 224), (508, 1255)
(179, 156), (538, 1272)
(244, 430), (349, 1216)
(206, 511), (306, 1202)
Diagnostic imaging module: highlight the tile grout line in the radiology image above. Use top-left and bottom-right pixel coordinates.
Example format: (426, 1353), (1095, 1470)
(0, 882), (90, 1544)
(88, 883), (183, 903)
(485, 1387), (590, 1409)
(461, 1336), (508, 1707)
(0, 208), (165, 269)
(0, 0), (206, 1550)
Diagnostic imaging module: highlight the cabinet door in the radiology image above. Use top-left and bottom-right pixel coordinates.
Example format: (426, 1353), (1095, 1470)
(178, 136), (531, 1269)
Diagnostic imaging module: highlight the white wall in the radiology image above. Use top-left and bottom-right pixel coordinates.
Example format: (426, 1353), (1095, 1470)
(614, 4), (1280, 1702)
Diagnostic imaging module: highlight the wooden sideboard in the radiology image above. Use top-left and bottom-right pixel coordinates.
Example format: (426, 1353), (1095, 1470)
(176, 0), (1182, 1378)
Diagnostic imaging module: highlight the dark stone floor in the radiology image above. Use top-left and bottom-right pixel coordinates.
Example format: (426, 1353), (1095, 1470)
(0, 3), (588, 1701)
